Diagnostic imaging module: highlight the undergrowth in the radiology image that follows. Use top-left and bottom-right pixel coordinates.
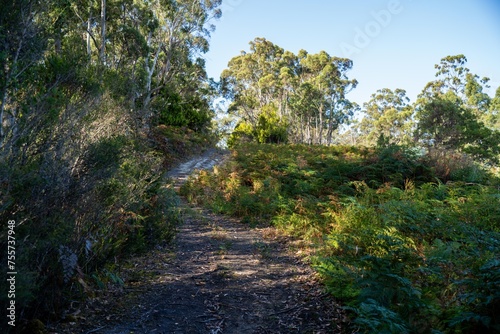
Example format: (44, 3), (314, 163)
(0, 97), (184, 329)
(181, 142), (500, 333)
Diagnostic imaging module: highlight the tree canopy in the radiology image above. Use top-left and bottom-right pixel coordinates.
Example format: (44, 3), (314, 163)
(222, 38), (358, 145)
(356, 88), (413, 146)
(414, 55), (499, 163)
(222, 46), (499, 164)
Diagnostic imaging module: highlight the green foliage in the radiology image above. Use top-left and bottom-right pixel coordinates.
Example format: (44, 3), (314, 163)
(414, 55), (500, 165)
(86, 135), (126, 171)
(0, 129), (181, 326)
(345, 299), (410, 334)
(486, 87), (500, 129)
(227, 121), (254, 147)
(222, 38), (357, 145)
(450, 258), (500, 332)
(182, 142), (500, 333)
(255, 104), (289, 144)
(83, 134), (182, 258)
(416, 99), (473, 148)
(415, 98), (500, 163)
(227, 104), (288, 146)
(357, 88), (414, 146)
(155, 87), (213, 131)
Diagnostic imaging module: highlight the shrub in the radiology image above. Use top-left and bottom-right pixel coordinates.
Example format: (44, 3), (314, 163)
(155, 88), (213, 131)
(423, 148), (491, 183)
(227, 105), (288, 146)
(0, 97), (181, 328)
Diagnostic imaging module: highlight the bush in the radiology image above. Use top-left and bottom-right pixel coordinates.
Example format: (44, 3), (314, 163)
(0, 96), (181, 329)
(155, 88), (213, 131)
(423, 148), (490, 182)
(227, 105), (288, 147)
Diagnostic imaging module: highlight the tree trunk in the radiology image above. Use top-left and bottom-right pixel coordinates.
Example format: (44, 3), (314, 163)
(307, 117), (311, 144)
(100, 0), (106, 64)
(326, 100), (336, 145)
(55, 36), (62, 54)
(144, 41), (163, 110)
(318, 105), (324, 145)
(1, 6), (32, 144)
(87, 10), (92, 58)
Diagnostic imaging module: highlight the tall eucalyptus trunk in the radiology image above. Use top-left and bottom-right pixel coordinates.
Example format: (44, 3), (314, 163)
(100, 0), (106, 64)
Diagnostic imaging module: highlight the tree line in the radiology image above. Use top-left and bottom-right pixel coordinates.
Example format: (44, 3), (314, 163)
(222, 37), (358, 146)
(223, 38), (500, 163)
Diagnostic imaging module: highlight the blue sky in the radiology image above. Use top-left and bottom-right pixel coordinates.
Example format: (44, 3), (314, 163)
(204, 0), (500, 107)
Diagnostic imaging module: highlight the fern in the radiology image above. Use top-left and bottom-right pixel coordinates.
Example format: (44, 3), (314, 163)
(182, 142), (500, 333)
(451, 258), (500, 331)
(345, 299), (410, 334)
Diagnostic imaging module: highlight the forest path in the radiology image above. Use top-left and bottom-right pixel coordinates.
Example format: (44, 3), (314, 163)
(54, 149), (345, 334)
(165, 148), (230, 191)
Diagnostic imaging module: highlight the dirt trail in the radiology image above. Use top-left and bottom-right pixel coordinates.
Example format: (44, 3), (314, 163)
(165, 148), (229, 190)
(52, 149), (345, 334)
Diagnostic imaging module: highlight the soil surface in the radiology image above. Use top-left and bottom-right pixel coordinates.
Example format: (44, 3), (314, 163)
(50, 149), (347, 334)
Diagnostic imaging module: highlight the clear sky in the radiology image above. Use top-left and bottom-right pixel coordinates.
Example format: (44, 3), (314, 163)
(204, 0), (500, 107)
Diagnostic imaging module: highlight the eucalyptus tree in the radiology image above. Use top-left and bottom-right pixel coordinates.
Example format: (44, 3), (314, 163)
(221, 37), (286, 125)
(287, 51), (357, 144)
(415, 55), (499, 163)
(418, 55), (491, 109)
(1, 0), (223, 179)
(46, 0), (222, 128)
(289, 81), (324, 144)
(222, 38), (357, 145)
(139, 0), (221, 111)
(487, 87), (500, 130)
(357, 88), (414, 146)
(421, 54), (470, 99)
(323, 57), (358, 144)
